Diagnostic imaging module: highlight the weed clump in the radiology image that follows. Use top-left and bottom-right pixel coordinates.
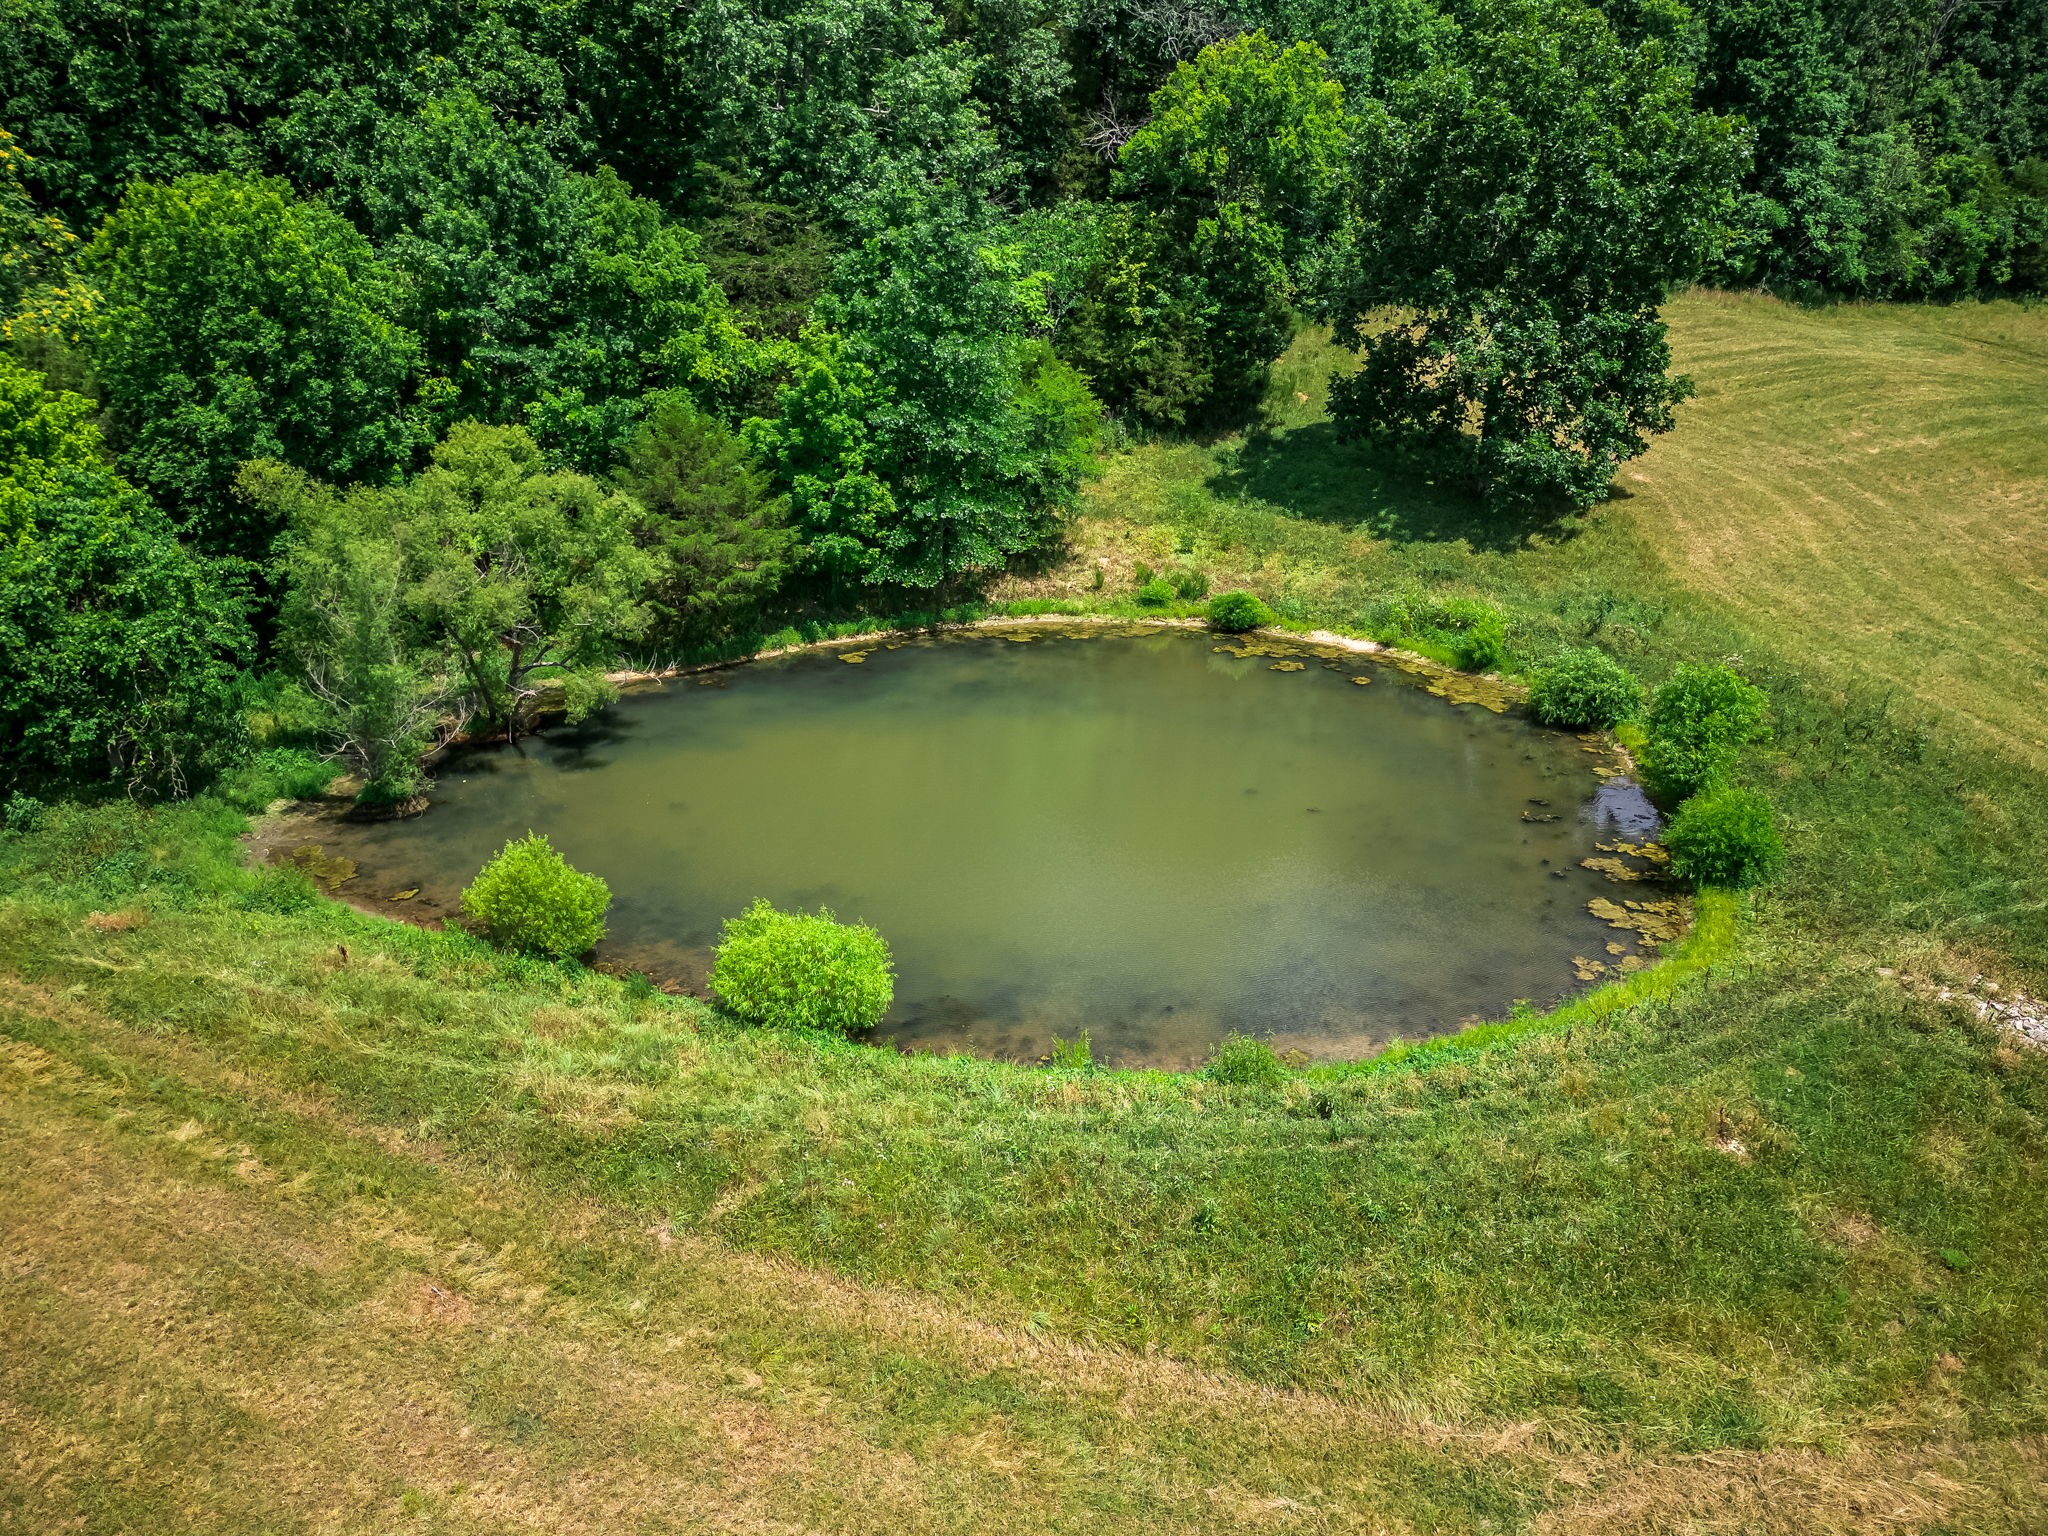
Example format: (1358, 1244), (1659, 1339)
(1639, 662), (1770, 804)
(711, 898), (894, 1033)
(461, 833), (611, 958)
(1203, 1032), (1286, 1086)
(1529, 646), (1642, 728)
(1207, 591), (1272, 633)
(1372, 594), (1506, 670)
(1135, 577), (1176, 607)
(1666, 787), (1786, 889)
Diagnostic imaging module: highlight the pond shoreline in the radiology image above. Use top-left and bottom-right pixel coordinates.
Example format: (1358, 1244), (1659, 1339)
(250, 621), (1681, 1070)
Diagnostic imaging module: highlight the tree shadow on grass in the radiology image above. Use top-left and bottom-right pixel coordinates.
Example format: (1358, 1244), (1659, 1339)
(1207, 420), (1589, 552)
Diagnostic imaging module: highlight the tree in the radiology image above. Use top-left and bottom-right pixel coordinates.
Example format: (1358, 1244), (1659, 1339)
(1066, 32), (1349, 426)
(616, 396), (797, 648)
(78, 173), (422, 554)
(398, 422), (658, 739)
(0, 410), (251, 794)
(248, 462), (448, 807)
(1324, 0), (1741, 511)
(278, 91), (763, 465)
(1116, 30), (1352, 257)
(754, 189), (1101, 594)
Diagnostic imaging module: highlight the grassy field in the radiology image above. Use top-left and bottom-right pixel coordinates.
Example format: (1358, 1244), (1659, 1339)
(5, 291), (2048, 1532)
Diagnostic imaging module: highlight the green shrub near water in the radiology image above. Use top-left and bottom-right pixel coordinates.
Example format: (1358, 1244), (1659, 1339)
(1639, 662), (1770, 805)
(1206, 591), (1272, 632)
(1528, 646), (1643, 729)
(1665, 786), (1786, 889)
(1203, 1032), (1286, 1086)
(460, 833), (611, 958)
(1134, 577), (1176, 607)
(710, 898), (894, 1033)
(1371, 593), (1506, 671)
(1170, 567), (1209, 600)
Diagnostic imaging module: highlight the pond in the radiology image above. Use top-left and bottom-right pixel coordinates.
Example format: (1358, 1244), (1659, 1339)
(276, 624), (1677, 1068)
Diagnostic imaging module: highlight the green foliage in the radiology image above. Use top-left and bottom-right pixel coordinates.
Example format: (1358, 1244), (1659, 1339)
(1327, 0), (1741, 510)
(754, 191), (1101, 592)
(0, 391), (251, 794)
(1207, 591), (1273, 632)
(78, 174), (423, 553)
(1674, 0), (2048, 298)
(617, 396), (796, 648)
(1203, 1032), (1286, 1086)
(461, 833), (611, 958)
(1118, 31), (1351, 258)
(1169, 567), (1209, 600)
(278, 91), (764, 463)
(1046, 1031), (1095, 1071)
(1135, 577), (1175, 607)
(709, 898), (895, 1034)
(686, 167), (837, 345)
(254, 462), (445, 805)
(212, 748), (342, 815)
(0, 129), (76, 312)
(1639, 662), (1771, 805)
(0, 350), (98, 542)
(391, 423), (654, 738)
(1528, 646), (1642, 729)
(245, 421), (660, 748)
(1665, 786), (1786, 890)
(1065, 34), (1351, 428)
(1373, 593), (1505, 670)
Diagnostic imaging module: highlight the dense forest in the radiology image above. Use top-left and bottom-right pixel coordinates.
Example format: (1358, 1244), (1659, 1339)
(2, 0), (2044, 801)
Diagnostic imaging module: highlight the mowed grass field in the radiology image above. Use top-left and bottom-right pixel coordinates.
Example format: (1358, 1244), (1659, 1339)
(1629, 293), (2048, 770)
(6, 292), (2048, 1533)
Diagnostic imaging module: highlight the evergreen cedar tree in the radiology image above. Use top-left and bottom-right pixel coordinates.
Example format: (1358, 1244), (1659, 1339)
(0, 0), (2041, 792)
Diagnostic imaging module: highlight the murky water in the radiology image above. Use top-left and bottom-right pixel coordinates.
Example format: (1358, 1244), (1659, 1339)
(289, 626), (1670, 1067)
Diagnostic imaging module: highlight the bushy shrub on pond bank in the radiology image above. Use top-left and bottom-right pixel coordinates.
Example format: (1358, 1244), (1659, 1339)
(1529, 646), (1641, 729)
(711, 898), (894, 1033)
(1204, 1032), (1286, 1086)
(461, 834), (610, 958)
(1639, 662), (1770, 805)
(1666, 787), (1786, 890)
(1207, 591), (1272, 632)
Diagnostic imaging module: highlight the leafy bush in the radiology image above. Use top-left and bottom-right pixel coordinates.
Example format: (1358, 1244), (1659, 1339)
(460, 833), (611, 958)
(1204, 1032), (1286, 1086)
(1170, 566), (1209, 600)
(1207, 591), (1272, 633)
(1639, 662), (1770, 805)
(1665, 787), (1786, 889)
(1135, 577), (1176, 607)
(1528, 646), (1642, 729)
(710, 898), (894, 1033)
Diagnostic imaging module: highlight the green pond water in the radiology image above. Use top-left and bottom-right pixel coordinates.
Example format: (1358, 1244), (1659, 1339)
(299, 626), (1669, 1067)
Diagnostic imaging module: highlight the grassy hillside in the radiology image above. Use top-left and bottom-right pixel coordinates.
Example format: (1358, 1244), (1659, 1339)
(1633, 294), (2048, 771)
(6, 293), (2048, 1532)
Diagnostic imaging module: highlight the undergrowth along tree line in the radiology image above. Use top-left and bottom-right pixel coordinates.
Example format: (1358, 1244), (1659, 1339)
(3, 0), (2043, 802)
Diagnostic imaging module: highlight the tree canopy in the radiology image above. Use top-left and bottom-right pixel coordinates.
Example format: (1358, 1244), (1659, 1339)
(2, 0), (2041, 795)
